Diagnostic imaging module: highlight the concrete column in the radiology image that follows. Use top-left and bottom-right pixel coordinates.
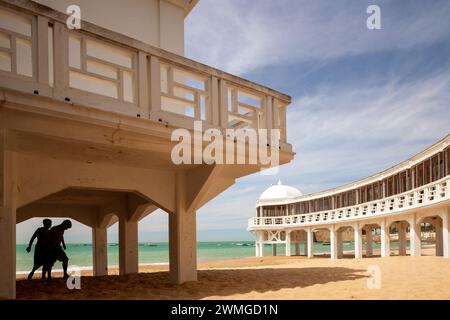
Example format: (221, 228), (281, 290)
(295, 243), (301, 256)
(255, 232), (261, 257)
(259, 232), (265, 257)
(0, 133), (17, 299)
(169, 172), (197, 284)
(398, 221), (407, 256)
(92, 227), (108, 276)
(272, 244), (277, 256)
(366, 226), (373, 257)
(307, 228), (314, 258)
(435, 219), (443, 256)
(330, 227), (338, 259)
(408, 215), (421, 257)
(119, 218), (139, 275)
(336, 229), (344, 259)
(354, 222), (362, 259)
(381, 219), (391, 257)
(285, 231), (291, 256)
(439, 209), (449, 258)
(254, 231), (261, 257)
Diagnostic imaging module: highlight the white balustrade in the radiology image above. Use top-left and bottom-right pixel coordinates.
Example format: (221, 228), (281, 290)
(0, 2), (291, 144)
(248, 177), (450, 229)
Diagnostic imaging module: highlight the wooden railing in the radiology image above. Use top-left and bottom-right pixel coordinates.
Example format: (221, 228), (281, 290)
(0, 0), (291, 148)
(248, 177), (450, 229)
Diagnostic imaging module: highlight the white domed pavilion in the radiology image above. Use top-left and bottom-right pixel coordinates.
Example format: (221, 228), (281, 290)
(258, 180), (302, 203)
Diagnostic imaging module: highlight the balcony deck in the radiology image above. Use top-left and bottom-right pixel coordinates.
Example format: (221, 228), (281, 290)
(0, 0), (292, 153)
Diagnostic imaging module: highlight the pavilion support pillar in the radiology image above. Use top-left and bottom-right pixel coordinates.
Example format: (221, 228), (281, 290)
(381, 219), (390, 257)
(272, 244), (277, 256)
(398, 221), (407, 256)
(307, 227), (314, 258)
(255, 231), (265, 257)
(435, 218), (443, 257)
(258, 232), (265, 257)
(169, 172), (197, 284)
(330, 227), (338, 259)
(438, 208), (449, 258)
(295, 243), (301, 256)
(354, 222), (362, 259)
(92, 227), (108, 276)
(336, 229), (344, 259)
(365, 226), (373, 257)
(119, 218), (139, 275)
(0, 130), (17, 299)
(408, 214), (421, 257)
(285, 231), (291, 256)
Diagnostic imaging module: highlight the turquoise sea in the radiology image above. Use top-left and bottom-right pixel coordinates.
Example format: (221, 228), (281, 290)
(16, 241), (384, 273)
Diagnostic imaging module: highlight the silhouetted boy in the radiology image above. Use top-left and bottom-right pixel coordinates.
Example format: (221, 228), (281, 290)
(45, 219), (72, 280)
(26, 219), (52, 280)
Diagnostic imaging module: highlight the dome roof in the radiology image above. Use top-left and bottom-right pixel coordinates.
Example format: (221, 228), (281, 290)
(259, 180), (302, 201)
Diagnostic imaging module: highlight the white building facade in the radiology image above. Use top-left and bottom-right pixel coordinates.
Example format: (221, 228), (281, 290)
(249, 135), (450, 259)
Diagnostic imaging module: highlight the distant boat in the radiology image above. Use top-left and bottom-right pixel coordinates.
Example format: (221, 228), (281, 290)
(140, 243), (158, 247)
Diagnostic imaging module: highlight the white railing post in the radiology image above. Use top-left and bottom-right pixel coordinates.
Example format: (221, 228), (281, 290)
(137, 51), (149, 117)
(210, 76), (220, 126)
(36, 16), (49, 86)
(149, 56), (161, 114)
(219, 79), (228, 128)
(53, 21), (69, 98)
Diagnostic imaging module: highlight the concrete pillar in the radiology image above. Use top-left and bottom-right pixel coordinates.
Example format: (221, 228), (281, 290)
(336, 229), (344, 259)
(92, 227), (108, 276)
(255, 232), (260, 257)
(285, 231), (291, 256)
(408, 215), (421, 257)
(119, 218), (139, 275)
(366, 226), (373, 257)
(295, 243), (301, 256)
(435, 219), (443, 256)
(330, 227), (337, 259)
(0, 132), (17, 299)
(254, 231), (261, 257)
(307, 228), (314, 258)
(258, 232), (265, 257)
(169, 172), (197, 284)
(398, 221), (407, 256)
(381, 219), (391, 257)
(439, 209), (449, 258)
(272, 244), (277, 256)
(354, 222), (362, 259)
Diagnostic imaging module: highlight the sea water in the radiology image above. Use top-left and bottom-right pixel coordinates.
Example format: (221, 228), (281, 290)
(16, 241), (384, 272)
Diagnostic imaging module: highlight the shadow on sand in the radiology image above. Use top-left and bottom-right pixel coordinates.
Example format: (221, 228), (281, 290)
(17, 266), (367, 300)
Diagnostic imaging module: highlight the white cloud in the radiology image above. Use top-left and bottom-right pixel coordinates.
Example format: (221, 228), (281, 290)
(186, 0), (450, 75)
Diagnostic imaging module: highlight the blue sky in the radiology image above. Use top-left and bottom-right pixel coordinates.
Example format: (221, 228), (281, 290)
(17, 0), (450, 243)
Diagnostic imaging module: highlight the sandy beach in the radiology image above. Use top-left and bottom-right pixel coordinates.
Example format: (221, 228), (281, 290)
(15, 248), (450, 300)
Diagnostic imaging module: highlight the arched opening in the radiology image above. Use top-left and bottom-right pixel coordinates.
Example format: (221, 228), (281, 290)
(312, 228), (331, 258)
(289, 229), (308, 256)
(361, 223), (381, 257)
(335, 226), (355, 259)
(419, 216), (444, 256)
(137, 209), (169, 268)
(388, 220), (410, 256)
(106, 218), (118, 275)
(262, 230), (285, 256)
(16, 217), (91, 279)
